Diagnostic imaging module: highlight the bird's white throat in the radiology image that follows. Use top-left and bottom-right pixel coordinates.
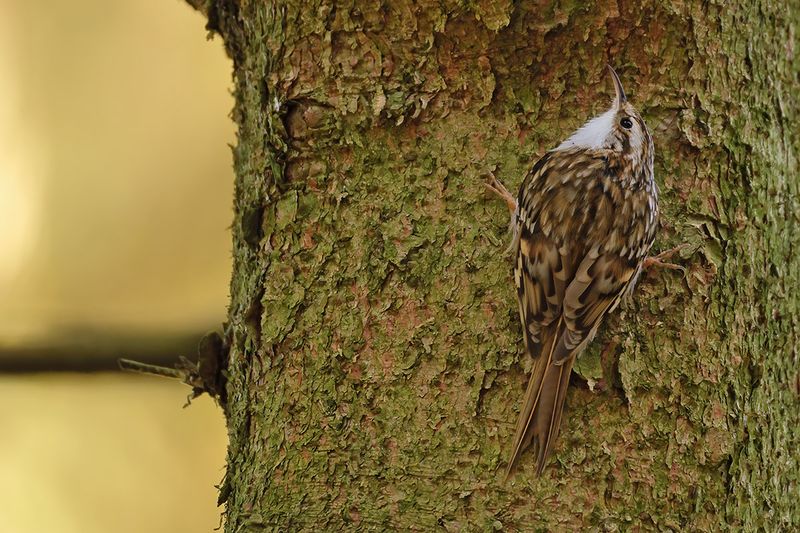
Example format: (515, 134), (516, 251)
(555, 106), (616, 150)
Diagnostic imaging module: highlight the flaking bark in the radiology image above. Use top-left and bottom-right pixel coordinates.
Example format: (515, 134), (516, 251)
(196, 1), (799, 530)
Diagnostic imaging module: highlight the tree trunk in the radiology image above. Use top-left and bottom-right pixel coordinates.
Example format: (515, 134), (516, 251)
(191, 1), (799, 530)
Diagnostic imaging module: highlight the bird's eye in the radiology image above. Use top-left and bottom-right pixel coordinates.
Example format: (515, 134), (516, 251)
(620, 117), (633, 129)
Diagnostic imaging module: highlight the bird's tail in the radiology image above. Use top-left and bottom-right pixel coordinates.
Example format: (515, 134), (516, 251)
(505, 318), (576, 477)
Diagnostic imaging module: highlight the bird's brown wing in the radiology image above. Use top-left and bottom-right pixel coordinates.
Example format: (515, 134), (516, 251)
(507, 243), (637, 476)
(553, 248), (638, 364)
(506, 151), (640, 476)
(506, 221), (570, 476)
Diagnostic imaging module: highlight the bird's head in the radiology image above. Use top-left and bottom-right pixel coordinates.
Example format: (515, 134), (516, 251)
(555, 66), (653, 174)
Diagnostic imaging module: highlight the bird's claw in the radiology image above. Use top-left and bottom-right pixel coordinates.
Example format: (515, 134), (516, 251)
(643, 244), (690, 272)
(484, 172), (517, 214)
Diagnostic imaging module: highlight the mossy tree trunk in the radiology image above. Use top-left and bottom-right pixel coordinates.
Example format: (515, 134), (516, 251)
(190, 1), (798, 530)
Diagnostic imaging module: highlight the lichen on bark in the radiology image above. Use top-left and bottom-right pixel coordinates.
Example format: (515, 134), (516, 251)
(197, 1), (798, 530)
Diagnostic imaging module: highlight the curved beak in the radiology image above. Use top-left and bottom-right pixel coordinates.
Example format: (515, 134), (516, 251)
(607, 65), (627, 107)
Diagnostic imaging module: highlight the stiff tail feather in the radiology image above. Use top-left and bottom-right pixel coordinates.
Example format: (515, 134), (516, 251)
(505, 317), (576, 477)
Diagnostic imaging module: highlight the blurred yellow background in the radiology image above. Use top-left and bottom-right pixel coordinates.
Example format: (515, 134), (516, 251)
(0, 376), (227, 533)
(0, 0), (233, 531)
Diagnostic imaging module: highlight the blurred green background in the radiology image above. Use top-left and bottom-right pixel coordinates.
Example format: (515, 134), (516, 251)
(0, 1), (232, 531)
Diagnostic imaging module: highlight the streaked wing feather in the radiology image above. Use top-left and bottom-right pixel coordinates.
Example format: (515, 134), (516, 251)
(553, 250), (637, 364)
(515, 227), (564, 355)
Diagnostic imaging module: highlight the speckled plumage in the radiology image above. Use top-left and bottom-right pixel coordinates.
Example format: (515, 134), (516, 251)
(505, 67), (659, 476)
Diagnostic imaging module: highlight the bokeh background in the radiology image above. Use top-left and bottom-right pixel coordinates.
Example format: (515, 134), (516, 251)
(0, 1), (233, 531)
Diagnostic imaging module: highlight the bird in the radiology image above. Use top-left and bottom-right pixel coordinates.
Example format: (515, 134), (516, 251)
(485, 66), (661, 476)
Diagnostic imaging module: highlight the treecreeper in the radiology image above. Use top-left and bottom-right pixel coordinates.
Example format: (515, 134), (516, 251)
(487, 66), (665, 476)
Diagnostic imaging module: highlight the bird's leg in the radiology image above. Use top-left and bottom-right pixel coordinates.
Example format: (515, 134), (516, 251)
(643, 244), (689, 271)
(484, 172), (517, 214)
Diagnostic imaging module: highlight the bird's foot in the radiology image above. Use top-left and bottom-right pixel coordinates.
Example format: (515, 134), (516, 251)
(643, 244), (690, 272)
(484, 172), (517, 214)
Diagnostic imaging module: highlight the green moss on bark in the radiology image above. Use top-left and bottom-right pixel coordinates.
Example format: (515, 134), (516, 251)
(201, 1), (799, 530)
